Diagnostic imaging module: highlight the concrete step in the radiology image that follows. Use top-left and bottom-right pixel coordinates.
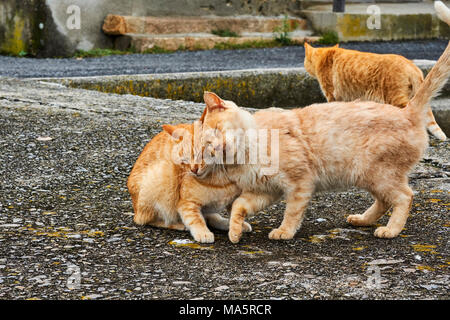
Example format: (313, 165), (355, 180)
(115, 31), (318, 52)
(102, 15), (308, 36)
(103, 15), (317, 52)
(302, 2), (450, 42)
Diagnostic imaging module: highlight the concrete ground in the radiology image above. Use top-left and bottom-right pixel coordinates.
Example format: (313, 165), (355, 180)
(0, 78), (448, 300)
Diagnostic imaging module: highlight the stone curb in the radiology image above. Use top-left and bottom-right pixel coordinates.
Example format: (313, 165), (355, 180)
(37, 61), (450, 135)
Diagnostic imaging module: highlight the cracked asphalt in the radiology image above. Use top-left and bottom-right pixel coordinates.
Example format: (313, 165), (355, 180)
(0, 78), (448, 300)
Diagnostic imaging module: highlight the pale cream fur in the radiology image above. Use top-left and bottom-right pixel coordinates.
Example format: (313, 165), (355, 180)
(193, 3), (450, 243)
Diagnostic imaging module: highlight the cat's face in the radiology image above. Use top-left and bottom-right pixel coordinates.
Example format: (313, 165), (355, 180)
(192, 92), (255, 177)
(162, 122), (204, 175)
(162, 120), (224, 178)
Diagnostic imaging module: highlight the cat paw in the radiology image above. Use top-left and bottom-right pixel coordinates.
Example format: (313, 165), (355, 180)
(228, 229), (242, 244)
(347, 214), (371, 226)
(268, 228), (294, 240)
(242, 221), (252, 233)
(435, 131), (447, 141)
(374, 226), (397, 239)
(192, 230), (215, 243)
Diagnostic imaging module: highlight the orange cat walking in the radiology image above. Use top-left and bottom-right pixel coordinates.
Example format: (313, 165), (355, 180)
(304, 41), (447, 141)
(127, 122), (250, 243)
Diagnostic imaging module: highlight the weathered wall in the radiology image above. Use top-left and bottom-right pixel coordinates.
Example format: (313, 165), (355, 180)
(0, 0), (304, 57)
(0, 0), (445, 57)
(304, 10), (449, 41)
(133, 0), (303, 16)
(0, 0), (77, 57)
(0, 0), (45, 56)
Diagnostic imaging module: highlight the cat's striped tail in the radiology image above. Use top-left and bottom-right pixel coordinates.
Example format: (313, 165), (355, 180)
(406, 2), (450, 127)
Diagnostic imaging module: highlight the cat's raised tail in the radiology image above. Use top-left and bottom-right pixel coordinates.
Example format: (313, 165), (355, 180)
(406, 1), (450, 123)
(435, 1), (450, 25)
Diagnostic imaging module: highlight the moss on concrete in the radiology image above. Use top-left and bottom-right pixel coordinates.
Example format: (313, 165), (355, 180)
(57, 70), (326, 109)
(1, 15), (26, 55)
(45, 64), (449, 135)
(51, 62), (450, 111)
(0, 0), (47, 56)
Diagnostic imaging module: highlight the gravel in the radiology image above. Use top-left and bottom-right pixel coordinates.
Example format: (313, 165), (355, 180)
(0, 40), (447, 79)
(0, 78), (448, 299)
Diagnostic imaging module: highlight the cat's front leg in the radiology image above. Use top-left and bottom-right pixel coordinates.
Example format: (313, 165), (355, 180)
(269, 186), (313, 240)
(177, 201), (214, 243)
(228, 191), (277, 243)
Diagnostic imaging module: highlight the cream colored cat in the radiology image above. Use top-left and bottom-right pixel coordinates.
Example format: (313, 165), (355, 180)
(192, 2), (450, 243)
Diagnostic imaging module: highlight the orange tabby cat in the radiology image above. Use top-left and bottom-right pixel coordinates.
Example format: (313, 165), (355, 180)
(304, 42), (447, 141)
(193, 2), (450, 243)
(127, 121), (250, 243)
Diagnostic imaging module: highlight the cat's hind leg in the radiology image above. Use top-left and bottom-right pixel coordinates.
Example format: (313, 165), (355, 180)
(374, 185), (413, 238)
(347, 197), (390, 227)
(134, 201), (156, 226)
(204, 213), (229, 230)
(149, 219), (186, 231)
(426, 106), (447, 141)
(134, 201), (185, 230)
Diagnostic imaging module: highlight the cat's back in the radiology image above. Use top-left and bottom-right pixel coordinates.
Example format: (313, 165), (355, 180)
(253, 109), (297, 132)
(294, 101), (427, 156)
(130, 130), (172, 174)
(127, 127), (184, 200)
(292, 101), (427, 188)
(297, 101), (410, 133)
(331, 49), (423, 105)
(333, 48), (418, 70)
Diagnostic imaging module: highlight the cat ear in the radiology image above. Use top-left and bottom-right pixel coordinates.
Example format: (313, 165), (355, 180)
(204, 91), (226, 113)
(162, 124), (176, 135)
(304, 42), (314, 56)
(163, 124), (186, 141)
(304, 42), (309, 52)
(199, 107), (207, 123)
(333, 44), (339, 48)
